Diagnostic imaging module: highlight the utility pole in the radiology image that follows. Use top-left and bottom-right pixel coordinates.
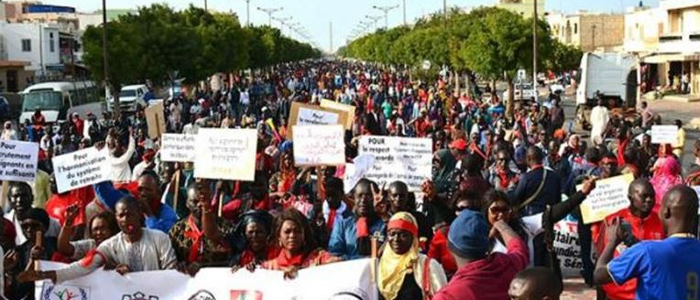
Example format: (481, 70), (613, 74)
(443, 0), (447, 26)
(365, 15), (382, 31)
(245, 0), (251, 26)
(372, 5), (399, 29)
(330, 22), (333, 53)
(101, 0), (118, 117)
(204, 0), (208, 11)
(257, 6), (283, 27)
(533, 0), (538, 90)
(402, 0), (407, 26)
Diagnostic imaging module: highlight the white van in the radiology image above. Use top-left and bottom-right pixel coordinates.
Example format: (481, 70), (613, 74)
(107, 84), (149, 112)
(576, 52), (636, 109)
(19, 81), (101, 124)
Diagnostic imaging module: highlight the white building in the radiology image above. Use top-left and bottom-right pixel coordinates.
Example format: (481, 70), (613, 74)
(0, 22), (60, 75)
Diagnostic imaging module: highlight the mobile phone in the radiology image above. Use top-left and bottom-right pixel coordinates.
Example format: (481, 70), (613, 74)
(620, 221), (638, 247)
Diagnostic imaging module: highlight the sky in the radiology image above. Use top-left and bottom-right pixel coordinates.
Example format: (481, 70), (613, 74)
(45, 0), (659, 53)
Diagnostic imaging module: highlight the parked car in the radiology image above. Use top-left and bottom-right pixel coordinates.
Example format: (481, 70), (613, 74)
(107, 84), (149, 112)
(504, 82), (536, 102)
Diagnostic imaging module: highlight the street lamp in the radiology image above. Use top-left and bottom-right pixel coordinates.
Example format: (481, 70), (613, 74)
(257, 6), (283, 27)
(372, 5), (399, 29)
(244, 0), (253, 26)
(272, 16), (292, 34)
(365, 15), (382, 30)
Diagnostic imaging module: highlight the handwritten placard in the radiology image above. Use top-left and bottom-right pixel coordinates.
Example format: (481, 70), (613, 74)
(0, 140), (39, 182)
(321, 99), (356, 129)
(293, 125), (345, 166)
(651, 125), (678, 144)
(358, 136), (432, 191)
(145, 101), (166, 139)
(52, 147), (111, 193)
(287, 102), (348, 140)
(194, 129), (257, 181)
(161, 134), (196, 162)
(578, 173), (634, 224)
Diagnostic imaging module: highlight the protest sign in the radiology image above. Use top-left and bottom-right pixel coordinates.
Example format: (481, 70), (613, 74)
(52, 147), (111, 194)
(288, 102), (348, 140)
(321, 99), (356, 129)
(160, 133), (196, 162)
(578, 173), (634, 224)
(0, 140), (39, 182)
(359, 136), (432, 191)
(145, 101), (166, 139)
(194, 129), (257, 181)
(651, 125), (678, 144)
(293, 125), (345, 166)
(344, 154), (377, 194)
(553, 214), (584, 278)
(36, 259), (377, 300)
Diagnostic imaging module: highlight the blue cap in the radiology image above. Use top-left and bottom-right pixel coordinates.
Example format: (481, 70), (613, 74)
(447, 210), (489, 259)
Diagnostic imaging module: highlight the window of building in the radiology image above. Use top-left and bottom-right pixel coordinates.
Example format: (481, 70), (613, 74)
(21, 39), (31, 52)
(49, 33), (55, 53)
(574, 23), (578, 34)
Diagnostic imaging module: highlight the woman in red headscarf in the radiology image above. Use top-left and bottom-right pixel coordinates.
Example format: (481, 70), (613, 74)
(649, 156), (683, 213)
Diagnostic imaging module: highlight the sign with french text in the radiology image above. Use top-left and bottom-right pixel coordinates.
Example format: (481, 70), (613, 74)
(194, 129), (257, 181)
(293, 125), (345, 166)
(578, 174), (635, 224)
(52, 147), (111, 194)
(358, 136), (432, 191)
(160, 133), (196, 162)
(0, 139), (39, 182)
(287, 102), (348, 140)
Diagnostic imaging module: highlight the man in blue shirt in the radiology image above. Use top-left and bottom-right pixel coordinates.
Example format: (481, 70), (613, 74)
(94, 171), (178, 233)
(594, 185), (700, 300)
(329, 179), (386, 260)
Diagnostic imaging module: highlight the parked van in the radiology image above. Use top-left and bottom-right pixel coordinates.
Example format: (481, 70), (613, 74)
(576, 52), (637, 109)
(107, 84), (149, 112)
(19, 81), (101, 124)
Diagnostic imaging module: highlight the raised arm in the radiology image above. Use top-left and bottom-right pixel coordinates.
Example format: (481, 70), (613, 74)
(56, 205), (80, 257)
(549, 178), (596, 222)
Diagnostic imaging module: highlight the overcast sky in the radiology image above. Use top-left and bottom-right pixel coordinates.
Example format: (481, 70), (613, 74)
(46, 0), (659, 52)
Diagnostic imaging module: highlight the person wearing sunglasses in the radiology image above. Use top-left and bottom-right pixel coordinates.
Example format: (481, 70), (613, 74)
(485, 177), (597, 273)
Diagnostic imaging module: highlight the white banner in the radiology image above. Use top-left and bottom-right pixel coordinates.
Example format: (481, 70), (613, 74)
(293, 125), (345, 166)
(359, 136), (432, 191)
(651, 125), (678, 144)
(52, 147), (111, 194)
(553, 215), (583, 278)
(298, 107), (340, 126)
(194, 129), (258, 181)
(0, 139), (39, 182)
(36, 259), (377, 300)
(161, 134), (196, 162)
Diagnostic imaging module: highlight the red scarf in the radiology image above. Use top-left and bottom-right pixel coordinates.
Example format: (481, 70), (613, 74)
(276, 250), (306, 269)
(327, 209), (338, 231)
(497, 170), (511, 189)
(184, 215), (204, 263)
(356, 217), (369, 238)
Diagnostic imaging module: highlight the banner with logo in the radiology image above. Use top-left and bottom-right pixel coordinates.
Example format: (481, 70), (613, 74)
(358, 136), (432, 192)
(36, 259), (377, 300)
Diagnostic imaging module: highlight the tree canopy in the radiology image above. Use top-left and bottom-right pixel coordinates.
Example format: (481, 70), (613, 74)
(82, 4), (321, 89)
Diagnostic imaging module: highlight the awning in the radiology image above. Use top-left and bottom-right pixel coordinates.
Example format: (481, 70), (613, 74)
(0, 60), (30, 68)
(642, 53), (700, 63)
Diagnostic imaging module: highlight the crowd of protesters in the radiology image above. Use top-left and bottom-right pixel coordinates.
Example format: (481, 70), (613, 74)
(0, 59), (698, 300)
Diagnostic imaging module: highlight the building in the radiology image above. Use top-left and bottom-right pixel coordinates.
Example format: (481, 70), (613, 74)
(624, 0), (700, 98)
(547, 11), (625, 52)
(497, 0), (546, 17)
(77, 9), (136, 31)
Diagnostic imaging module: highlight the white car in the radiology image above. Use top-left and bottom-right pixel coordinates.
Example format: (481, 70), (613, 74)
(504, 83), (536, 102)
(108, 84), (149, 112)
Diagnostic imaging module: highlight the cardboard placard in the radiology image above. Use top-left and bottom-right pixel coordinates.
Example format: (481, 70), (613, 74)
(52, 147), (111, 194)
(145, 101), (166, 139)
(578, 174), (635, 224)
(0, 140), (39, 182)
(160, 134), (196, 162)
(287, 102), (348, 140)
(321, 99), (356, 129)
(292, 125), (346, 166)
(194, 128), (257, 181)
(358, 136), (432, 192)
(651, 125), (678, 144)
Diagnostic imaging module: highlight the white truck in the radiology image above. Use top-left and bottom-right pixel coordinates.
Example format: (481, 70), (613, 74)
(576, 52), (636, 109)
(107, 84), (150, 112)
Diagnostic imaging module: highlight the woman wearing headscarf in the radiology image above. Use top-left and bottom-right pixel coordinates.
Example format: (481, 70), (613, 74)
(230, 210), (279, 269)
(1, 121), (17, 140)
(422, 149), (457, 226)
(649, 156), (683, 213)
(378, 212), (447, 300)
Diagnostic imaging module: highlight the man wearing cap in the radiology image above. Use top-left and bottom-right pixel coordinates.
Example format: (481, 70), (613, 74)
(433, 211), (528, 300)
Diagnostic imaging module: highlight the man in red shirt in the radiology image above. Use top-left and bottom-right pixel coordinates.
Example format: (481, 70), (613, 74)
(433, 210), (528, 300)
(591, 178), (664, 300)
